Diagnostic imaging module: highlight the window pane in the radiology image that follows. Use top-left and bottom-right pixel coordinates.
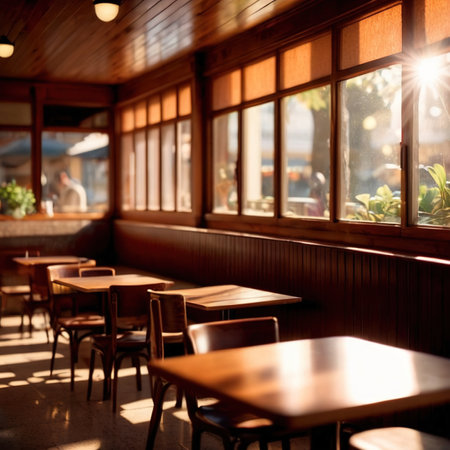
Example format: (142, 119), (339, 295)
(178, 85), (192, 116)
(281, 34), (332, 89)
(243, 102), (274, 216)
(213, 112), (238, 214)
(0, 102), (31, 125)
(177, 120), (191, 211)
(162, 90), (177, 121)
(340, 6), (402, 69)
(135, 131), (146, 210)
(147, 128), (160, 210)
(414, 0), (450, 48)
(282, 86), (330, 218)
(121, 134), (134, 210)
(0, 131), (32, 201)
(212, 70), (242, 111)
(42, 131), (109, 213)
(244, 57), (276, 101)
(161, 124), (175, 210)
(122, 107), (134, 132)
(148, 95), (161, 125)
(416, 52), (450, 227)
(339, 65), (402, 223)
(135, 101), (147, 128)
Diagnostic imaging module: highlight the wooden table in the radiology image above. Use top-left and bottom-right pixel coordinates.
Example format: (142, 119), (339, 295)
(55, 273), (174, 292)
(165, 284), (302, 319)
(13, 255), (89, 266)
(148, 336), (450, 449)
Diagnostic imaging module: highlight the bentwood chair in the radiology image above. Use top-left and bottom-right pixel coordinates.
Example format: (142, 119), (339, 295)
(349, 427), (450, 449)
(0, 249), (40, 330)
(47, 260), (101, 390)
(183, 317), (298, 450)
(79, 266), (116, 277)
(21, 261), (52, 341)
(87, 283), (167, 412)
(146, 290), (188, 449)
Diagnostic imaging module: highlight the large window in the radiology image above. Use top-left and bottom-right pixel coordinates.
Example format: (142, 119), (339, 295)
(209, 0), (449, 230)
(120, 84), (192, 213)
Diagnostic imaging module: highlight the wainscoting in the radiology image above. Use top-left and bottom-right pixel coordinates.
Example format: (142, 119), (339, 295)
(114, 220), (450, 358)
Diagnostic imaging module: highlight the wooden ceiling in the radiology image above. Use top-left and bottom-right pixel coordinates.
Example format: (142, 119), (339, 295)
(0, 0), (305, 85)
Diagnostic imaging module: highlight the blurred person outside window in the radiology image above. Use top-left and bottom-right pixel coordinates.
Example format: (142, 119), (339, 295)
(54, 170), (87, 213)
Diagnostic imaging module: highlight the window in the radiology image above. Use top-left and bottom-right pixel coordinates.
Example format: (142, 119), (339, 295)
(119, 83), (192, 213)
(339, 66), (402, 223)
(41, 131), (110, 213)
(0, 131), (32, 191)
(209, 0), (449, 232)
(415, 52), (450, 227)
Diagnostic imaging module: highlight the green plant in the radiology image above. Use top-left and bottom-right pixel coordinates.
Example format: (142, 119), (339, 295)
(418, 163), (450, 225)
(0, 180), (36, 218)
(353, 184), (401, 223)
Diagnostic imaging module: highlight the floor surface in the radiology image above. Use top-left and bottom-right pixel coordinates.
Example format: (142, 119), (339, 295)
(0, 314), (310, 450)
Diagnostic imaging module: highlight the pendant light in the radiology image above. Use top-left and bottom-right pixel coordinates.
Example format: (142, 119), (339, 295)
(0, 35), (14, 58)
(93, 0), (120, 22)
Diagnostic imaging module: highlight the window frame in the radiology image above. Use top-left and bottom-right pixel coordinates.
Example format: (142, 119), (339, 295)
(204, 0), (450, 250)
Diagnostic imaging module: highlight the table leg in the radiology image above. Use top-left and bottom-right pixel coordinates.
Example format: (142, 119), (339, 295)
(310, 422), (338, 450)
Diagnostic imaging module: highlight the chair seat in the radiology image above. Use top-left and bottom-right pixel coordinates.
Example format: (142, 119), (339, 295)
(349, 427), (450, 450)
(92, 330), (147, 351)
(197, 403), (275, 430)
(57, 314), (104, 329)
(0, 285), (30, 295)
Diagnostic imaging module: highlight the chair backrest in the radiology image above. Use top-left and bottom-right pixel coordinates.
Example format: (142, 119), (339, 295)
(47, 260), (96, 296)
(149, 290), (188, 360)
(46, 260), (97, 317)
(108, 283), (167, 339)
(79, 266), (116, 277)
(184, 316), (280, 355)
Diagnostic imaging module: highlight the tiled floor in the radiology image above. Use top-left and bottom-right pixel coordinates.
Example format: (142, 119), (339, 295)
(0, 315), (310, 450)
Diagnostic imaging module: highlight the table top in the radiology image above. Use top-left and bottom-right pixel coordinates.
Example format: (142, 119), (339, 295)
(55, 273), (174, 292)
(13, 255), (88, 266)
(163, 284), (302, 311)
(149, 336), (450, 429)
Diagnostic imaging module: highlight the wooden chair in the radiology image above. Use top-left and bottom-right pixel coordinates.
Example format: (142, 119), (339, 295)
(0, 250), (40, 329)
(21, 261), (52, 341)
(183, 317), (297, 450)
(47, 260), (101, 390)
(79, 266), (116, 277)
(87, 283), (167, 412)
(349, 427), (450, 450)
(146, 290), (189, 449)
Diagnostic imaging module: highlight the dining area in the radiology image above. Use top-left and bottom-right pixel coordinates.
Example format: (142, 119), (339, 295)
(1, 246), (450, 450)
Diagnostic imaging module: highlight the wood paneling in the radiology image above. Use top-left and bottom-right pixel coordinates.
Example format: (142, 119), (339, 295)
(0, 0), (311, 85)
(114, 220), (450, 359)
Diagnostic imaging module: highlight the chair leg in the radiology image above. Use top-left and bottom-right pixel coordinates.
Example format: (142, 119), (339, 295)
(281, 438), (291, 450)
(87, 349), (96, 400)
(133, 355), (142, 391)
(112, 359), (119, 413)
(101, 353), (113, 401)
(175, 387), (183, 408)
(50, 329), (60, 375)
(191, 429), (202, 450)
(146, 377), (172, 450)
(68, 332), (76, 391)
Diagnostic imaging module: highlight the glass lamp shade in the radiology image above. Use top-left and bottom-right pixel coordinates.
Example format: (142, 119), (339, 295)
(0, 36), (14, 58)
(93, 1), (120, 22)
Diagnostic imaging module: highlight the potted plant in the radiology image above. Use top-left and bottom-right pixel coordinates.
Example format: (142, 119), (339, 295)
(0, 180), (36, 219)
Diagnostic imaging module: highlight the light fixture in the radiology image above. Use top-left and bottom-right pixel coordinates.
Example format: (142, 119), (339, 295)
(0, 35), (14, 58)
(93, 0), (120, 22)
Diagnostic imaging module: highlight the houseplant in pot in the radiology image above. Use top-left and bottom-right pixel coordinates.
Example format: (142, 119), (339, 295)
(0, 180), (36, 219)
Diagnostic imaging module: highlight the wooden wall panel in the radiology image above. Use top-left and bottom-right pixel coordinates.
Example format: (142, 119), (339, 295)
(113, 220), (450, 357)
